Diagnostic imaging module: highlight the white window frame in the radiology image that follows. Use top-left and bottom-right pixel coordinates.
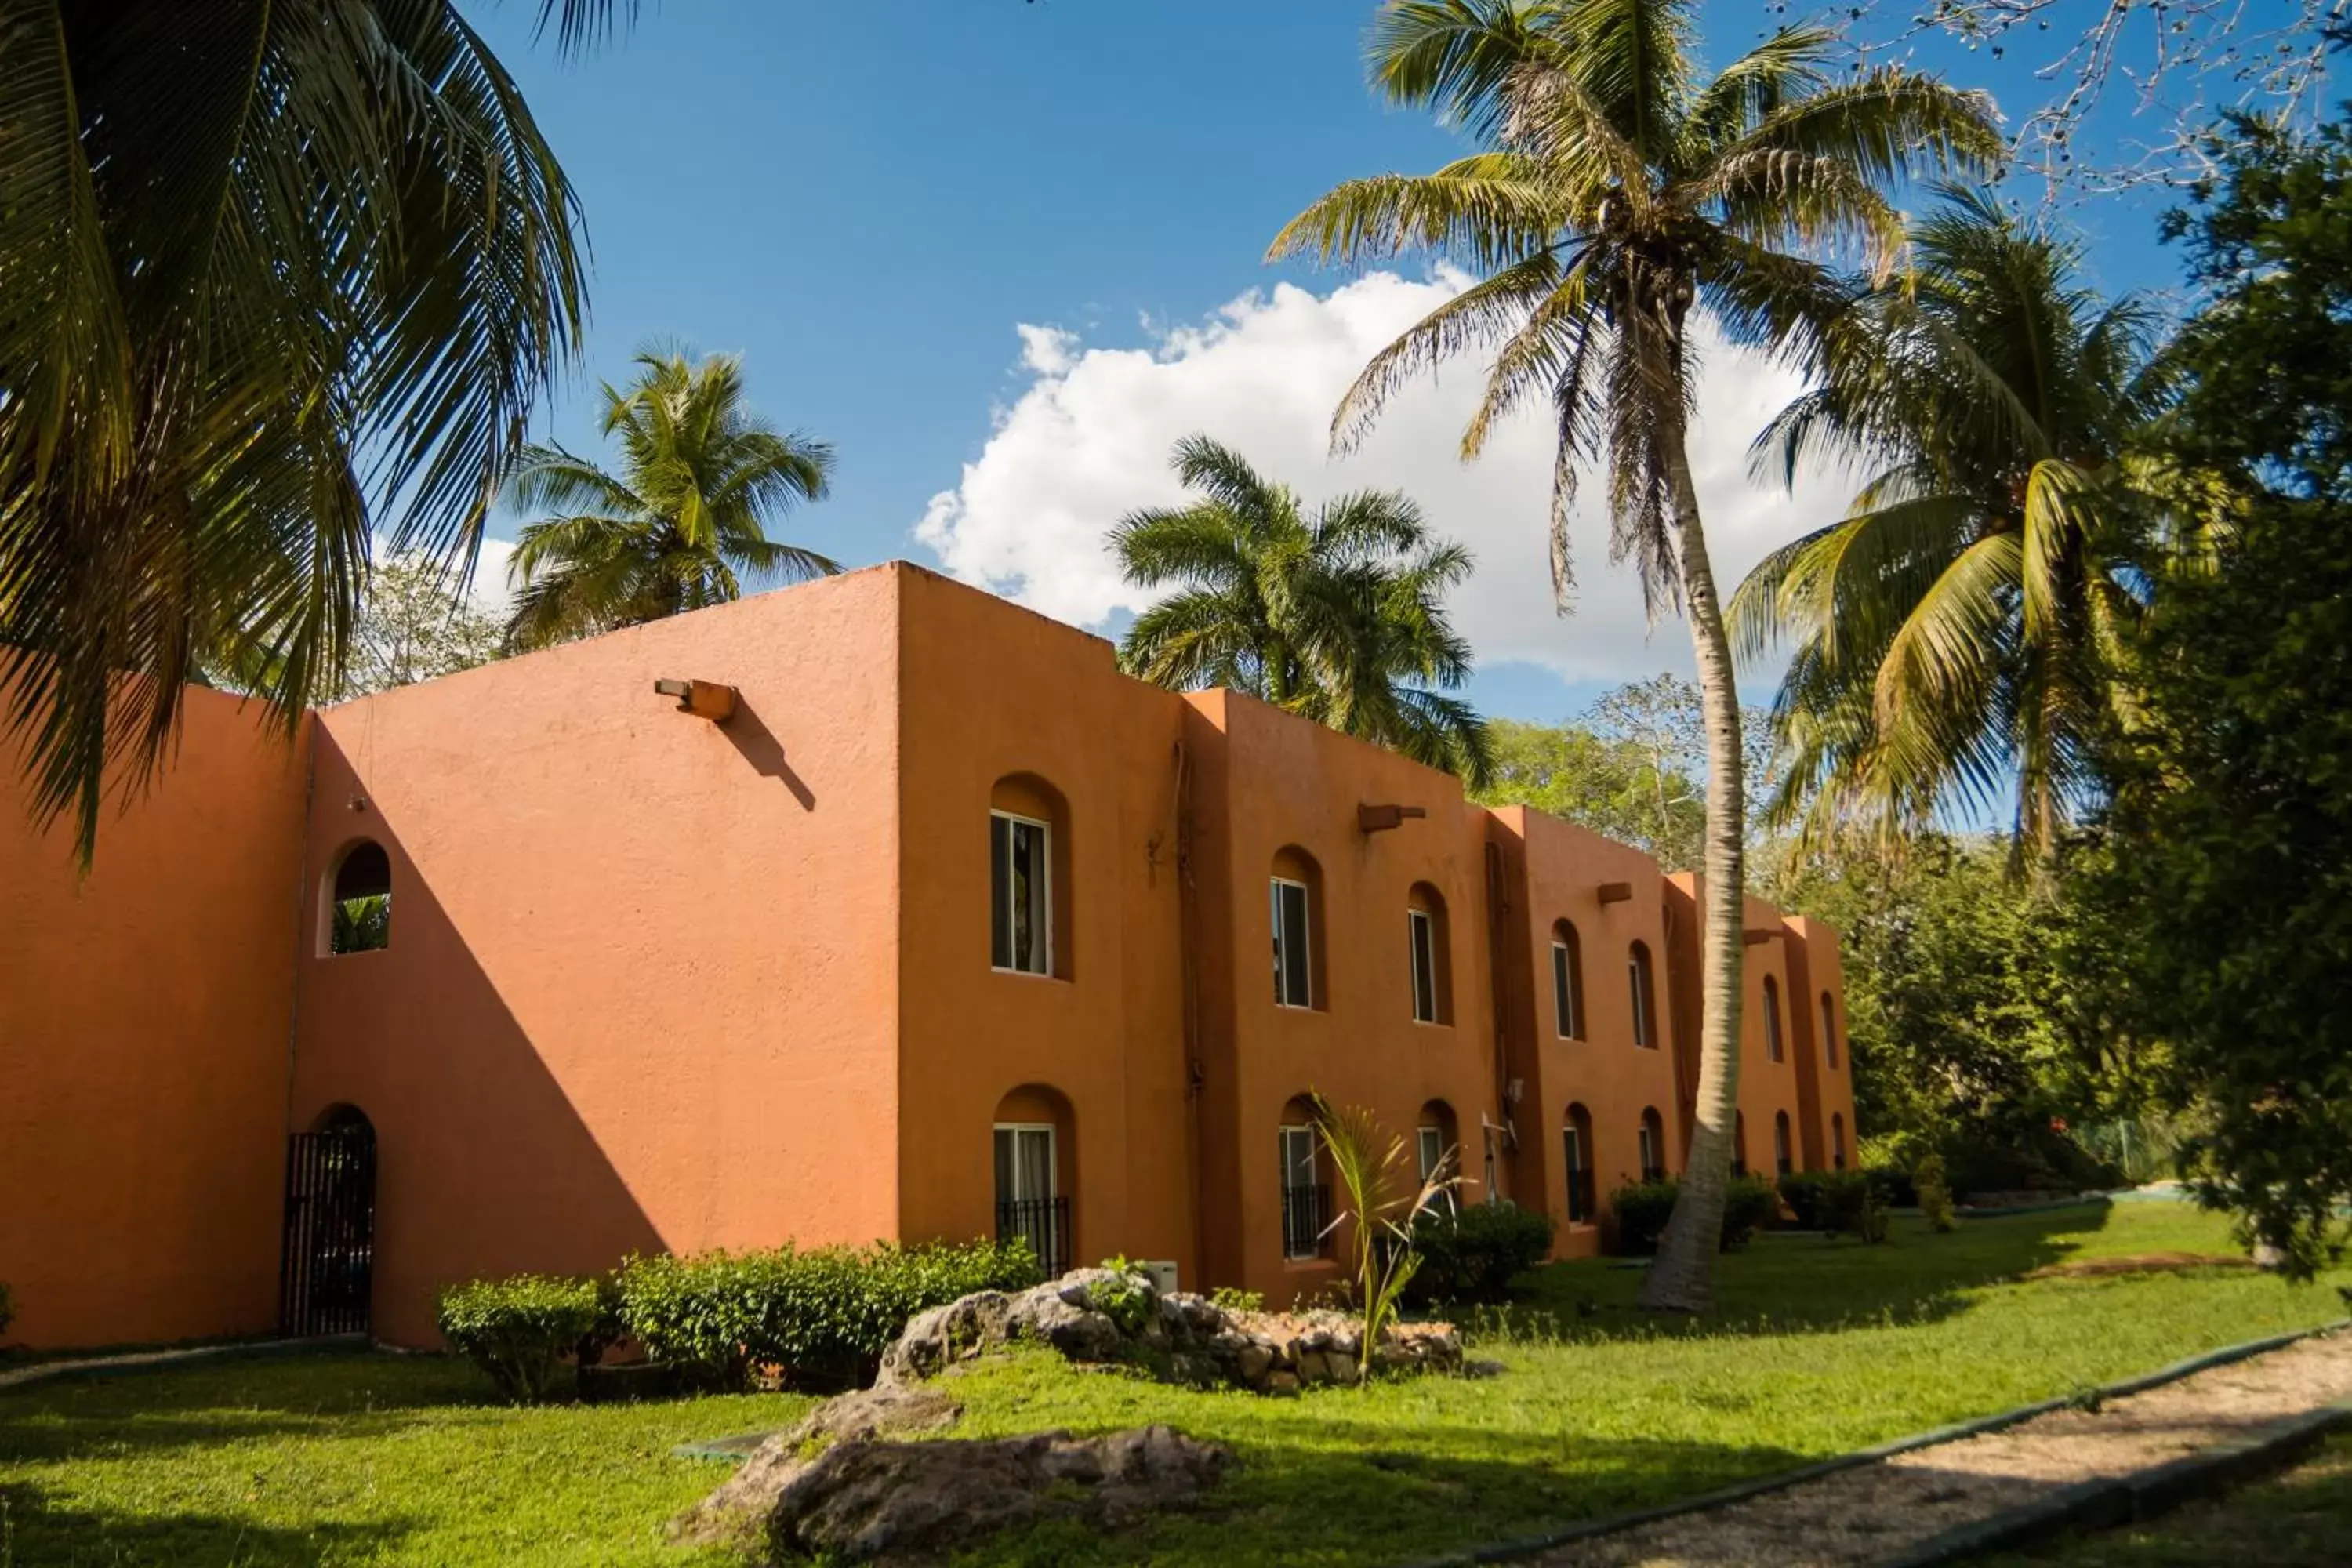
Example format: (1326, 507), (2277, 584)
(1562, 1123), (1591, 1225)
(1279, 1123), (1321, 1258)
(1552, 938), (1580, 1038)
(1416, 1125), (1444, 1183)
(1637, 1119), (1659, 1178)
(990, 810), (1054, 978)
(1271, 877), (1313, 1008)
(1408, 907), (1438, 1023)
(1628, 949), (1654, 1048)
(993, 1122), (1057, 1203)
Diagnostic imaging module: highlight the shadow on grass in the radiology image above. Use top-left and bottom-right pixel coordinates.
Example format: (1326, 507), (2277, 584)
(952, 1425), (1814, 1568)
(0, 1482), (418, 1567)
(1490, 1207), (2114, 1344)
(0, 1353), (500, 1465)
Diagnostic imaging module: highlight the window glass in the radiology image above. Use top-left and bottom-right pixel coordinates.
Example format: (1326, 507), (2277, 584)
(1552, 943), (1574, 1037)
(991, 812), (1051, 975)
(1272, 880), (1312, 1006)
(1822, 993), (1840, 1068)
(1764, 977), (1784, 1062)
(1416, 1126), (1443, 1183)
(1628, 946), (1655, 1047)
(1408, 909), (1437, 1022)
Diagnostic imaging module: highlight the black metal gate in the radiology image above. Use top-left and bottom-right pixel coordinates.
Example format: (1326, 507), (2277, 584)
(278, 1120), (377, 1336)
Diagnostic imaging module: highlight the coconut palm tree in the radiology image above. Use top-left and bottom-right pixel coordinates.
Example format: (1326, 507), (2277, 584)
(1269, 0), (2000, 1309)
(1729, 189), (2178, 856)
(1112, 434), (1494, 785)
(503, 350), (836, 651)
(0, 0), (588, 862)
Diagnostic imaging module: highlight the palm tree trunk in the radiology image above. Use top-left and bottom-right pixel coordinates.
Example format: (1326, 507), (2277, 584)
(1639, 418), (1746, 1315)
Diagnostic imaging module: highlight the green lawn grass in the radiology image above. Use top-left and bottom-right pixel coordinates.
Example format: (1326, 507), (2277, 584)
(2, 1202), (2344, 1567)
(1979, 1430), (2352, 1566)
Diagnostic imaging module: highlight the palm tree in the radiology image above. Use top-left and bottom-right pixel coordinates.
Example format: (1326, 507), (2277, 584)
(1112, 434), (1494, 785)
(1729, 189), (2178, 856)
(1269, 0), (1999, 1309)
(503, 350), (836, 650)
(1, 1), (587, 862)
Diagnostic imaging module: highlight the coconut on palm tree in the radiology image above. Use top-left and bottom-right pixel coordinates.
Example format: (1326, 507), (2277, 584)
(0, 1), (587, 861)
(1270, 0), (2000, 1309)
(503, 350), (836, 650)
(1112, 434), (1494, 785)
(1730, 189), (2179, 855)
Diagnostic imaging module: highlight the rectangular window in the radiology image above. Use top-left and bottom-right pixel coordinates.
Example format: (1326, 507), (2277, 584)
(1628, 955), (1653, 1047)
(1552, 942), (1578, 1038)
(990, 812), (1052, 975)
(1408, 909), (1437, 1022)
(1271, 879), (1312, 1007)
(1416, 1126), (1443, 1184)
(993, 1123), (1055, 1203)
(1822, 995), (1840, 1069)
(1563, 1127), (1592, 1224)
(1279, 1124), (1323, 1258)
(1637, 1122), (1658, 1179)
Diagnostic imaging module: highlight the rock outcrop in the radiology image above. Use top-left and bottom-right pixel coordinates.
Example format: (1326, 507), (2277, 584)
(883, 1266), (1463, 1392)
(675, 1424), (1230, 1563)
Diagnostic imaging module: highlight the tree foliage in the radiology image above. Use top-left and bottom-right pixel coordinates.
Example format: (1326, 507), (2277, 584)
(1275, 0), (1999, 1312)
(336, 554), (504, 701)
(1112, 434), (1494, 784)
(2066, 112), (2352, 1276)
(0, 0), (586, 862)
(503, 349), (835, 651)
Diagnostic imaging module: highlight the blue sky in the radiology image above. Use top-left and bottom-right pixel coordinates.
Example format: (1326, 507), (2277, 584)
(469, 0), (2225, 726)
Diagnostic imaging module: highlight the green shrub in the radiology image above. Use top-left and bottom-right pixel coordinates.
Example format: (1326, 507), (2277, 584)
(1915, 1155), (1956, 1233)
(1090, 1257), (1155, 1336)
(1604, 1178), (1774, 1256)
(1863, 1165), (1918, 1210)
(1209, 1286), (1265, 1314)
(1774, 1170), (1835, 1229)
(1405, 1200), (1556, 1303)
(435, 1275), (604, 1403)
(615, 1236), (1040, 1388)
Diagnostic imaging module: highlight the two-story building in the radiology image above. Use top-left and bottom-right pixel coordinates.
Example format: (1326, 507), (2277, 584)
(1, 563), (1853, 1349)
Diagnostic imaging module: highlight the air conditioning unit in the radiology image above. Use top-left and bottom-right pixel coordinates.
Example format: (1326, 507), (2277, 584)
(1138, 1259), (1181, 1296)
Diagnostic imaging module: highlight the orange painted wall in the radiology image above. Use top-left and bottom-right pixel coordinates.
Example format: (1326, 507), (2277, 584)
(1489, 809), (1685, 1258)
(891, 568), (1196, 1283)
(1783, 914), (1857, 1170)
(1184, 690), (1503, 1305)
(290, 570), (907, 1345)
(0, 685), (304, 1348)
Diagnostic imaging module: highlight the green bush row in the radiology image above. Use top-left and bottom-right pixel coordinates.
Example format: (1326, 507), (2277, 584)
(1777, 1170), (1891, 1241)
(1405, 1200), (1556, 1304)
(612, 1236), (1040, 1389)
(1606, 1175), (1780, 1255)
(434, 1236), (1041, 1403)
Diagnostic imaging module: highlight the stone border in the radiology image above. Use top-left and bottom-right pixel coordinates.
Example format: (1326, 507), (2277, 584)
(1396, 1319), (2351, 1568)
(1880, 1396), (2352, 1567)
(0, 1334), (366, 1393)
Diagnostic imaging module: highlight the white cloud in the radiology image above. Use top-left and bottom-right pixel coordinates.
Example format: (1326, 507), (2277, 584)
(913, 271), (1848, 688)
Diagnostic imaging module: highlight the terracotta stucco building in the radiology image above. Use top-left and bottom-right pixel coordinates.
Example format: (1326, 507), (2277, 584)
(1, 564), (1854, 1349)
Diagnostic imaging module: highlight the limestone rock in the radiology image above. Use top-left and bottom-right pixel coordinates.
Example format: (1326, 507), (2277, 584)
(685, 1425), (1230, 1563)
(670, 1384), (963, 1547)
(878, 1290), (1012, 1385)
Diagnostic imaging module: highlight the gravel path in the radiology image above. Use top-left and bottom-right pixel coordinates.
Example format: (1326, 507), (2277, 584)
(1527, 1329), (2352, 1567)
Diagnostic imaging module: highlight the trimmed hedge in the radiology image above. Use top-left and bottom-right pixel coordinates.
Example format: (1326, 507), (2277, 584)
(1777, 1170), (1890, 1241)
(1606, 1176), (1780, 1255)
(435, 1274), (608, 1403)
(613, 1237), (1041, 1388)
(1405, 1200), (1556, 1304)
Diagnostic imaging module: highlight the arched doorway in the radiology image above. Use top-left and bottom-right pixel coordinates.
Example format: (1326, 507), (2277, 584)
(280, 1105), (377, 1336)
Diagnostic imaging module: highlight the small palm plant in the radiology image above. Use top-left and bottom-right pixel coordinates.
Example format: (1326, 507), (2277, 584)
(1309, 1094), (1457, 1385)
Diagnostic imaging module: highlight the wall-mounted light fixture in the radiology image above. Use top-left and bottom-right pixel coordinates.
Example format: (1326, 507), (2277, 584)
(1597, 881), (1634, 905)
(652, 678), (738, 724)
(1357, 803), (1427, 833)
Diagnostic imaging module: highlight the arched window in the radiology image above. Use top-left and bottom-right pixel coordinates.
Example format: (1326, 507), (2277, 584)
(1831, 1112), (1848, 1171)
(993, 1085), (1075, 1276)
(325, 840), (391, 956)
(1551, 919), (1586, 1040)
(1406, 882), (1453, 1025)
(1733, 1110), (1750, 1179)
(1270, 847), (1324, 1009)
(1821, 992), (1841, 1069)
(1279, 1096), (1330, 1259)
(1638, 1106), (1666, 1182)
(990, 775), (1071, 978)
(1773, 1111), (1793, 1178)
(1628, 942), (1658, 1049)
(1562, 1103), (1595, 1225)
(1762, 975), (1784, 1063)
(1416, 1100), (1460, 1214)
